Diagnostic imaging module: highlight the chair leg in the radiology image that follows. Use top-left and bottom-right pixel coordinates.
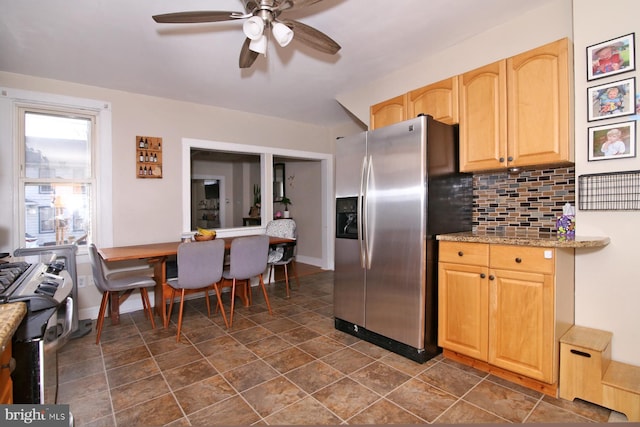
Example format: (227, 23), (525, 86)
(95, 291), (110, 344)
(229, 278), (237, 328)
(212, 282), (229, 328)
(258, 274), (273, 315)
(204, 289), (211, 317)
(176, 289), (186, 342)
(166, 288), (177, 328)
(140, 288), (156, 329)
(283, 264), (290, 299)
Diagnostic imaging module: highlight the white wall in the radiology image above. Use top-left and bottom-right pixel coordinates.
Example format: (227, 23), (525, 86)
(572, 0), (640, 365)
(0, 71), (335, 320)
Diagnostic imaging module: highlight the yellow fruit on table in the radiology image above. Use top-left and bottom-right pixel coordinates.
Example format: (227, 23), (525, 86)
(197, 227), (216, 237)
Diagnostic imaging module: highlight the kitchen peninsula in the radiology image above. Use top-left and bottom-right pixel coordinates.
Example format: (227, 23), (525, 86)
(436, 231), (609, 396)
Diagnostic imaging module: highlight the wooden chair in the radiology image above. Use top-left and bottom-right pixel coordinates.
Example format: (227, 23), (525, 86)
(266, 219), (299, 298)
(222, 235), (272, 327)
(167, 239), (226, 341)
(88, 244), (156, 344)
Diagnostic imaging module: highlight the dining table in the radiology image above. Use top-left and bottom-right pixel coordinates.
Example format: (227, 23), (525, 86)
(97, 235), (293, 327)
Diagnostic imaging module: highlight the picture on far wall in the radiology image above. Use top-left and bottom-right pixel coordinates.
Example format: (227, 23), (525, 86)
(588, 121), (636, 161)
(587, 33), (635, 80)
(587, 77), (636, 121)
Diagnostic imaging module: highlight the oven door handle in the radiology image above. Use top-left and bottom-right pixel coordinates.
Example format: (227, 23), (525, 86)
(44, 296), (74, 353)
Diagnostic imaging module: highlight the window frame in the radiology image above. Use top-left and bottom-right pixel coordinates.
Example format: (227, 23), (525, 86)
(0, 87), (113, 252)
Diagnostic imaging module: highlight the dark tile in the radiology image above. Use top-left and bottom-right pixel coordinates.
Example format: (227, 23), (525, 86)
(419, 360), (483, 397)
(296, 335), (345, 358)
(244, 335), (292, 358)
(348, 398), (424, 424)
(102, 344), (151, 370)
(386, 378), (459, 422)
(106, 357), (158, 388)
(526, 400), (595, 423)
(312, 377), (380, 420)
(110, 373), (170, 412)
(187, 395), (261, 426)
(222, 359), (279, 392)
(462, 379), (537, 422)
(436, 399), (509, 424)
(349, 360), (411, 395)
(241, 376), (306, 417)
(173, 375), (236, 415)
(230, 324), (274, 344)
(114, 393), (183, 426)
(278, 325), (321, 345)
(321, 347), (375, 374)
(263, 346), (315, 374)
(163, 358), (218, 390)
(263, 396), (343, 425)
(153, 345), (203, 371)
(285, 360), (344, 394)
(541, 395), (612, 422)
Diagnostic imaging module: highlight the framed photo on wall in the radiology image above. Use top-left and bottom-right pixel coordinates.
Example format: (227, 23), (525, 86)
(587, 77), (635, 121)
(588, 121), (636, 161)
(587, 33), (635, 80)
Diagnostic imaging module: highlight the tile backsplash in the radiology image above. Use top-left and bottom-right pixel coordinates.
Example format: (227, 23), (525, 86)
(473, 166), (575, 235)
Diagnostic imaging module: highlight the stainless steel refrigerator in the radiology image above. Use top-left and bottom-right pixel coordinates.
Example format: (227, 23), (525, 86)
(334, 115), (473, 363)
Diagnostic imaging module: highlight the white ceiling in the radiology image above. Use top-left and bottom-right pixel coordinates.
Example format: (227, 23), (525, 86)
(0, 0), (553, 128)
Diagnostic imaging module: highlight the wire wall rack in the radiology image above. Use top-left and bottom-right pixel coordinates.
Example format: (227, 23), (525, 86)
(578, 170), (640, 210)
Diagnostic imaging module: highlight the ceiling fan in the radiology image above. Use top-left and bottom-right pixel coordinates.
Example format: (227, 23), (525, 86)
(152, 0), (341, 69)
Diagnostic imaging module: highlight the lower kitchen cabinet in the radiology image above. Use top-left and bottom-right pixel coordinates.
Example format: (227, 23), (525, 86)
(0, 341), (13, 404)
(438, 241), (575, 388)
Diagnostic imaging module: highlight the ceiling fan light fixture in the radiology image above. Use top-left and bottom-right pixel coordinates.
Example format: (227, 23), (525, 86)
(272, 22), (293, 47)
(243, 16), (264, 40)
(249, 34), (268, 54)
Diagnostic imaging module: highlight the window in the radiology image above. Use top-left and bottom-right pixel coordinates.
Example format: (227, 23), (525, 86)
(18, 108), (96, 247)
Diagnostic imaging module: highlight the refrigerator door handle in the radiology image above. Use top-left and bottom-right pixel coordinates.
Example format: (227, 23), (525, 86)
(363, 155), (373, 269)
(358, 156), (367, 268)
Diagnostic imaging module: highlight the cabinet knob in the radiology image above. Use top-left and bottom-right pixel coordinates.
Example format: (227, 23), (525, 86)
(499, 157), (505, 163)
(515, 257), (522, 263)
(508, 156), (514, 162)
(480, 273), (486, 279)
(457, 251), (464, 257)
(489, 275), (495, 280)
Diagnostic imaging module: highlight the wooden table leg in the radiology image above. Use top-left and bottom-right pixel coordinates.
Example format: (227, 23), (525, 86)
(150, 257), (169, 328)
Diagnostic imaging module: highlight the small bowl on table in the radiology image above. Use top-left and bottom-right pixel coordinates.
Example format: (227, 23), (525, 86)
(193, 233), (215, 241)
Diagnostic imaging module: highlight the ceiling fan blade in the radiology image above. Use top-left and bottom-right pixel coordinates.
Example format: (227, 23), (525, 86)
(239, 38), (259, 69)
(281, 19), (341, 55)
(275, 0), (325, 12)
(152, 11), (244, 24)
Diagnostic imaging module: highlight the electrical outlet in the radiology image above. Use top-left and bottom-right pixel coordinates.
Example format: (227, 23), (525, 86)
(77, 275), (87, 288)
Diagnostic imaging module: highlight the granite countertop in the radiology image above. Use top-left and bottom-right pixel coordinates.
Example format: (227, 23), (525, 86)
(0, 303), (26, 352)
(436, 231), (610, 248)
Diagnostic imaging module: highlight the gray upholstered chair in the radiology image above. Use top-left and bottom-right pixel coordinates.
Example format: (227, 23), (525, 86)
(167, 239), (226, 341)
(88, 243), (156, 344)
(222, 235), (272, 327)
(266, 219), (299, 298)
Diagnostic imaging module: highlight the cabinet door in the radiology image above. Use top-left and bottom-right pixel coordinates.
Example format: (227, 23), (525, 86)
(489, 268), (554, 382)
(370, 94), (407, 130)
(507, 38), (571, 167)
(438, 262), (489, 361)
(407, 77), (458, 124)
(459, 60), (508, 172)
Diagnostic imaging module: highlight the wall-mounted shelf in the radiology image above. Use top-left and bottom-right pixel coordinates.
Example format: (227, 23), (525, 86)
(136, 136), (162, 179)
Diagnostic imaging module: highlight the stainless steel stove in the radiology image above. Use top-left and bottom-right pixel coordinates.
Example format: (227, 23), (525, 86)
(0, 256), (74, 404)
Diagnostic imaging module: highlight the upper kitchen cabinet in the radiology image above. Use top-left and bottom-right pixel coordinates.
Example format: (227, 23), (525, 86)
(370, 94), (407, 130)
(407, 76), (459, 125)
(459, 38), (572, 172)
(459, 60), (507, 171)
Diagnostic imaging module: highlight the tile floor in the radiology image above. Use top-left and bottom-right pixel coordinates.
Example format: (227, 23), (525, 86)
(58, 271), (618, 426)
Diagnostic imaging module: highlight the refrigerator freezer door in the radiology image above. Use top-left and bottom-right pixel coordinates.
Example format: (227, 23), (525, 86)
(334, 132), (367, 327)
(364, 116), (427, 349)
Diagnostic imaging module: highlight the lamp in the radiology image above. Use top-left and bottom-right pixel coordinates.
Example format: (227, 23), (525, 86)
(249, 34), (267, 54)
(243, 16), (264, 40)
(272, 22), (293, 47)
